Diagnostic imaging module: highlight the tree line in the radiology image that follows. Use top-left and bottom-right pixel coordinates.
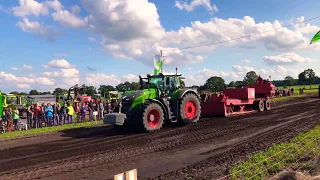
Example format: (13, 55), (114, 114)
(4, 68), (318, 96)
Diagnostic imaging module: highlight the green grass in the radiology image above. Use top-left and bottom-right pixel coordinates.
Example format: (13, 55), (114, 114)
(0, 120), (104, 139)
(277, 84), (320, 91)
(229, 126), (320, 180)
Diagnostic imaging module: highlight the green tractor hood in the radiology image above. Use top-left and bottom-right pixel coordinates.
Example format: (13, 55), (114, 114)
(121, 88), (158, 112)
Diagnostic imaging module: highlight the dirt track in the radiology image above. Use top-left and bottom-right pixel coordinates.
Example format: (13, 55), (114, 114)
(0, 95), (319, 180)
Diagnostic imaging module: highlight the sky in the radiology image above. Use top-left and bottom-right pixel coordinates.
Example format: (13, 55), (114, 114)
(0, 0), (320, 93)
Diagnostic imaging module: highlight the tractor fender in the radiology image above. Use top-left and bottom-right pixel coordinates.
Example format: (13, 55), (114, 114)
(145, 99), (170, 120)
(172, 89), (200, 101)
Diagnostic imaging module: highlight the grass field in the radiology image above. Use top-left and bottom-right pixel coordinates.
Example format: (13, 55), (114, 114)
(229, 126), (320, 179)
(0, 120), (104, 139)
(277, 84), (320, 92)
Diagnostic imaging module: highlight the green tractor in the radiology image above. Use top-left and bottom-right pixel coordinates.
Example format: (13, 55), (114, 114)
(103, 72), (201, 132)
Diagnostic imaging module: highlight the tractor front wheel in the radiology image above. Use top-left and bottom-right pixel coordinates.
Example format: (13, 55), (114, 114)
(140, 103), (164, 132)
(179, 93), (201, 124)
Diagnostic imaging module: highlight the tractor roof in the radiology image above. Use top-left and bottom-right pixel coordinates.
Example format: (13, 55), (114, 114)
(147, 72), (182, 78)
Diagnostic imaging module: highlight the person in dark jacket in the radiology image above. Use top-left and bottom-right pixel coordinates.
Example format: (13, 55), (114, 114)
(60, 103), (67, 125)
(88, 100), (94, 121)
(6, 108), (13, 132)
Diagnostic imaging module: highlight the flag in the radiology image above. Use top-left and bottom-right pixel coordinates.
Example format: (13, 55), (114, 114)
(310, 30), (320, 44)
(153, 55), (163, 75)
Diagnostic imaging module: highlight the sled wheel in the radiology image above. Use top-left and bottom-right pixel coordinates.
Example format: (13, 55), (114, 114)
(264, 99), (271, 111)
(258, 100), (264, 112)
(141, 103), (164, 132)
(179, 93), (201, 124)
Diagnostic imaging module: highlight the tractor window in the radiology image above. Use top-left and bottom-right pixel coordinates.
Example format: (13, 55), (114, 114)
(148, 77), (165, 94)
(165, 77), (170, 86)
(6, 97), (17, 105)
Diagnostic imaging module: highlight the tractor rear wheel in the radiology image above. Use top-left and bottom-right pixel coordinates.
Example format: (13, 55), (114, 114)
(264, 99), (271, 111)
(140, 103), (164, 132)
(258, 100), (264, 112)
(179, 93), (201, 124)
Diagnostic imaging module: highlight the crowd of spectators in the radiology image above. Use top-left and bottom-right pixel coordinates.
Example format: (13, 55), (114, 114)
(1, 99), (119, 133)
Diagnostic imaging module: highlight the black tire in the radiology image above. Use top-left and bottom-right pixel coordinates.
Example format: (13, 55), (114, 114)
(264, 99), (271, 111)
(252, 100), (258, 110)
(179, 93), (201, 124)
(139, 103), (164, 132)
(257, 100), (264, 112)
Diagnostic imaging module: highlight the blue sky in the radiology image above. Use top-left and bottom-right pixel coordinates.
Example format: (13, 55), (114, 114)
(0, 0), (319, 93)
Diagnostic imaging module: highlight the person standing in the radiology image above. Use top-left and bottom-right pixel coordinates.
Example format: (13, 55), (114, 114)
(60, 103), (67, 125)
(6, 108), (13, 132)
(67, 103), (74, 124)
(53, 103), (60, 126)
(99, 99), (104, 120)
(13, 107), (20, 130)
(26, 105), (33, 129)
(45, 103), (53, 127)
(80, 103), (87, 122)
(88, 99), (94, 121)
(33, 104), (41, 128)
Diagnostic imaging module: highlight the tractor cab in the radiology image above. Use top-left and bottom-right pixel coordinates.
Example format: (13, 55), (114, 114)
(145, 72), (184, 98)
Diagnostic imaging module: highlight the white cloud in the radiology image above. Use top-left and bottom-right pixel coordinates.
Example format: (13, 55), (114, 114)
(22, 64), (33, 70)
(122, 74), (138, 82)
(10, 64), (33, 71)
(16, 18), (63, 42)
(11, 67), (19, 71)
(175, 0), (218, 13)
(44, 68), (80, 87)
(52, 9), (87, 28)
(232, 65), (254, 72)
(44, 0), (63, 11)
(88, 37), (96, 42)
(295, 16), (320, 35)
(86, 73), (121, 86)
(43, 59), (74, 69)
(0, 71), (55, 91)
(13, 0), (49, 17)
(262, 52), (319, 65)
(241, 59), (251, 63)
(17, 84), (31, 89)
(71, 5), (81, 15)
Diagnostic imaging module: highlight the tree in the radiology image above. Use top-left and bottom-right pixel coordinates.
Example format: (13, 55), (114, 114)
(115, 81), (134, 92)
(9, 91), (19, 95)
(228, 81), (235, 87)
(243, 71), (258, 85)
(53, 88), (68, 95)
(298, 71), (307, 88)
(303, 69), (318, 88)
(18, 92), (28, 95)
(40, 91), (52, 95)
(130, 82), (140, 90)
(204, 76), (226, 93)
(283, 76), (296, 87)
(98, 85), (115, 96)
(29, 90), (40, 95)
(84, 86), (97, 96)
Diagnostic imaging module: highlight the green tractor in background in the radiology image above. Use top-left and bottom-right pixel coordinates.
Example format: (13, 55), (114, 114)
(0, 91), (3, 119)
(103, 72), (201, 132)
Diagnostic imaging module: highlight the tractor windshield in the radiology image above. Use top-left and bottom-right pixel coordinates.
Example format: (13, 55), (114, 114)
(148, 77), (163, 90)
(6, 96), (17, 105)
